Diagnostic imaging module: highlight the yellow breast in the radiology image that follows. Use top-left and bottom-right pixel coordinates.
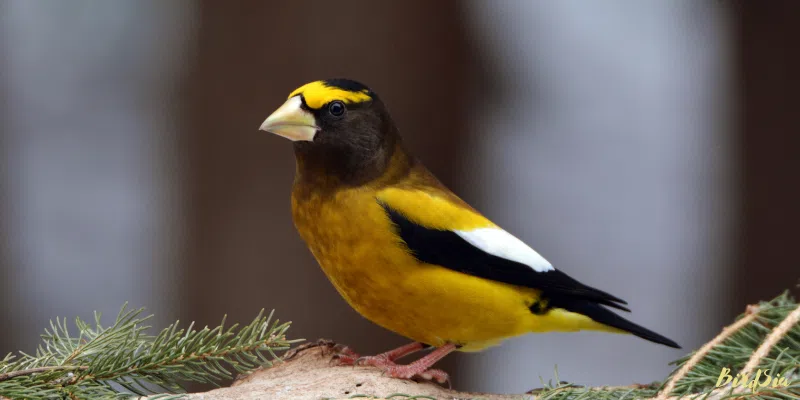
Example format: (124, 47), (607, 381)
(290, 186), (547, 350)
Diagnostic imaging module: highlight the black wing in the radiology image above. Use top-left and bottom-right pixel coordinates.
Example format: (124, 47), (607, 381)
(382, 203), (681, 348)
(382, 203), (629, 311)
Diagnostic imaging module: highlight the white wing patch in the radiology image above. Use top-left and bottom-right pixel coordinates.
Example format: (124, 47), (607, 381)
(454, 227), (554, 272)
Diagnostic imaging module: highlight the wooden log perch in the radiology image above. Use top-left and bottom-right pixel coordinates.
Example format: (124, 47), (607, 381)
(168, 340), (534, 400)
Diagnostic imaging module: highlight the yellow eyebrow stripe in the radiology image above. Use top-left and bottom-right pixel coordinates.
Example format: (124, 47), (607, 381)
(289, 81), (372, 110)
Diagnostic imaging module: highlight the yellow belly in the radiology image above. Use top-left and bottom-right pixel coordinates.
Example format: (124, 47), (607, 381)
(292, 187), (610, 351)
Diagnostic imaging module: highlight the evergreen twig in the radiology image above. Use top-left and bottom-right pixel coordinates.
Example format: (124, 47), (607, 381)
(530, 292), (799, 400)
(0, 304), (301, 400)
(653, 304), (762, 399)
(2, 292), (798, 400)
(741, 302), (800, 375)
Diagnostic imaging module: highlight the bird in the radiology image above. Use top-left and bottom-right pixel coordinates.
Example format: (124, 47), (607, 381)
(258, 78), (680, 384)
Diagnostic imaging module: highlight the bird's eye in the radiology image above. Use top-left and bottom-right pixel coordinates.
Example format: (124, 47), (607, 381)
(328, 101), (346, 117)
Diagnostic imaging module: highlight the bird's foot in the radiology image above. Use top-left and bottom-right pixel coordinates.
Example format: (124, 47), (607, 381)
(331, 342), (453, 386)
(354, 353), (393, 368)
(384, 364), (450, 385)
(338, 353), (449, 385)
(381, 343), (456, 386)
(330, 344), (360, 365)
(334, 341), (425, 367)
(352, 353), (449, 385)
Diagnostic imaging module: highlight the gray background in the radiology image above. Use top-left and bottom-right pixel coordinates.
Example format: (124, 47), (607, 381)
(2, 0), (798, 394)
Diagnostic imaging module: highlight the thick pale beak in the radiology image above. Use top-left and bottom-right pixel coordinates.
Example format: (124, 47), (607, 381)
(259, 96), (318, 141)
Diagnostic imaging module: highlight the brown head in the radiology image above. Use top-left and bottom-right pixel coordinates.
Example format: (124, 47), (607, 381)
(259, 79), (406, 187)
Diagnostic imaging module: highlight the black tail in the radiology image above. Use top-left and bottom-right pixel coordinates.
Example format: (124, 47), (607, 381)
(550, 296), (681, 348)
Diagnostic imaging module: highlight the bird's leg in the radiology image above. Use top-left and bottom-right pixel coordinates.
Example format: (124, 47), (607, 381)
(383, 343), (457, 384)
(334, 341), (425, 366)
(355, 342), (427, 367)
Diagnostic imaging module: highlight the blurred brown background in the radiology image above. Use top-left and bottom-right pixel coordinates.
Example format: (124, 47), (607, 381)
(1, 0), (798, 393)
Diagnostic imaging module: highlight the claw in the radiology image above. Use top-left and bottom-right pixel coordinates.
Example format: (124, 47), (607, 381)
(355, 354), (391, 368)
(332, 342), (456, 387)
(385, 365), (450, 386)
(330, 345), (361, 366)
(334, 345), (359, 357)
(419, 369), (450, 387)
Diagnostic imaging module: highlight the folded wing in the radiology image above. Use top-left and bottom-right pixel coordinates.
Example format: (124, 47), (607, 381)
(379, 198), (630, 312)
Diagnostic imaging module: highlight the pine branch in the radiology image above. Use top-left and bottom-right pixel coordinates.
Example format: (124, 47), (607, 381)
(158, 292), (798, 400)
(653, 304), (763, 399)
(657, 292), (799, 399)
(2, 292), (798, 400)
(0, 304), (301, 400)
(531, 292), (800, 400)
(0, 366), (88, 382)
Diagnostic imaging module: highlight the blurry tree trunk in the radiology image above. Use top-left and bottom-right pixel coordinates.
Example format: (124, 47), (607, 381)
(733, 1), (800, 309)
(180, 0), (473, 387)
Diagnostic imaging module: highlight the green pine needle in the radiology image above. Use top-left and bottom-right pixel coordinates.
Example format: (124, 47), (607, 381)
(2, 292), (798, 400)
(0, 304), (301, 400)
(530, 291), (800, 400)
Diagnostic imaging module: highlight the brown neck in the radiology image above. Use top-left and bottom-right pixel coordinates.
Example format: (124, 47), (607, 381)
(292, 133), (413, 195)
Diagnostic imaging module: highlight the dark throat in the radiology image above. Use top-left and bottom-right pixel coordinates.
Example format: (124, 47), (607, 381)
(292, 130), (406, 193)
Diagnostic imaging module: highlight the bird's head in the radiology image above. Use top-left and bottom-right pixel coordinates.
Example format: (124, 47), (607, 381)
(259, 78), (390, 143)
(260, 79), (402, 185)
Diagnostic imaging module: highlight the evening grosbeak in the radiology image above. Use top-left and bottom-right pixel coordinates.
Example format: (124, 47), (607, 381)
(258, 79), (679, 383)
